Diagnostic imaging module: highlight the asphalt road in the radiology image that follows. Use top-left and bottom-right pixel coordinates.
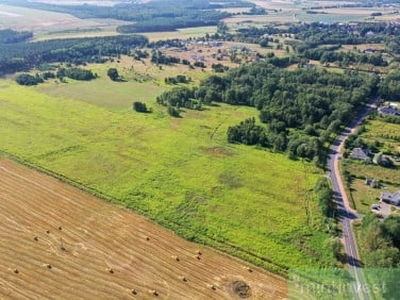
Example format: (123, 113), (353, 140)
(327, 99), (378, 300)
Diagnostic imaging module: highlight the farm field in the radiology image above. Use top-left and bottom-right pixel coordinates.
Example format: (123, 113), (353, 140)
(36, 56), (210, 110)
(0, 79), (333, 274)
(245, 0), (400, 24)
(29, 0), (119, 5)
(36, 42), (280, 111)
(144, 26), (217, 42)
(36, 57), (169, 111)
(0, 0), (352, 291)
(0, 4), (127, 38)
(0, 159), (289, 299)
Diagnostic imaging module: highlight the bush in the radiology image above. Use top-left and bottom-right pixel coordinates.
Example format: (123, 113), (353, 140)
(15, 73), (43, 86)
(57, 67), (96, 81)
(133, 101), (149, 113)
(107, 68), (119, 81)
(42, 72), (56, 80)
(167, 105), (180, 117)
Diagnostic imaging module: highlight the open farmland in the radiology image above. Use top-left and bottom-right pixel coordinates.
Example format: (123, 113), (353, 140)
(0, 79), (333, 274)
(0, 159), (288, 299)
(0, 4), (127, 39)
(144, 26), (217, 42)
(29, 0), (119, 5)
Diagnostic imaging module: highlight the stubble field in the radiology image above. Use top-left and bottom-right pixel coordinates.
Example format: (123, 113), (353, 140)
(0, 3), (128, 39)
(0, 159), (288, 299)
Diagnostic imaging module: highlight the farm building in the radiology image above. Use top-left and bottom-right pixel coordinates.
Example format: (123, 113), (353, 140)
(380, 191), (400, 206)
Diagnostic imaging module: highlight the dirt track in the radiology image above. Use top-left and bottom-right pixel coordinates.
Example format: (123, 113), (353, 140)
(0, 159), (288, 299)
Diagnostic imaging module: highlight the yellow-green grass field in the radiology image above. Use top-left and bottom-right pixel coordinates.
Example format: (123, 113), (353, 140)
(0, 4), (127, 39)
(143, 26), (217, 42)
(0, 78), (334, 273)
(341, 44), (385, 52)
(361, 118), (400, 154)
(36, 56), (211, 110)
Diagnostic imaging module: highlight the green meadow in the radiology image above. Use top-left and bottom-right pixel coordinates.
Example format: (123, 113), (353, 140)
(37, 57), (211, 110)
(144, 26), (217, 41)
(362, 118), (400, 154)
(0, 74), (334, 273)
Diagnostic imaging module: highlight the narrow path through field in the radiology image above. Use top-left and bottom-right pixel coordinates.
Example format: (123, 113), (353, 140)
(210, 107), (239, 141)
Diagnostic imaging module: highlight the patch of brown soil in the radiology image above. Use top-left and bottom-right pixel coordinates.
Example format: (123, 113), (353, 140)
(204, 146), (232, 156)
(231, 280), (252, 298)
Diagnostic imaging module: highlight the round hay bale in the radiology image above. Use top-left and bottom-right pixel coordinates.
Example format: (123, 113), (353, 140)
(246, 266), (253, 273)
(151, 289), (158, 296)
(196, 250), (202, 255)
(33, 236), (38, 241)
(195, 254), (201, 260)
(181, 276), (187, 282)
(146, 236), (150, 241)
(131, 289), (137, 295)
(108, 268), (114, 274)
(46, 264), (52, 269)
(209, 284), (216, 290)
(46, 230), (50, 234)
(13, 268), (19, 274)
(58, 226), (62, 231)
(172, 255), (180, 262)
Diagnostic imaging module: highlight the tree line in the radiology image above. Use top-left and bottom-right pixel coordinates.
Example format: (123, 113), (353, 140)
(15, 67), (97, 85)
(0, 29), (32, 44)
(0, 33), (148, 76)
(215, 21), (400, 67)
(156, 61), (379, 165)
(359, 214), (400, 298)
(3, 0), (246, 33)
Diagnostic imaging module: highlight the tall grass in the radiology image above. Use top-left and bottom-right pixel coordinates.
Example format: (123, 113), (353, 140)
(0, 79), (335, 273)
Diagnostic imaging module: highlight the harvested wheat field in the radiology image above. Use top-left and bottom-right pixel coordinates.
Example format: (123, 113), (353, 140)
(0, 159), (288, 299)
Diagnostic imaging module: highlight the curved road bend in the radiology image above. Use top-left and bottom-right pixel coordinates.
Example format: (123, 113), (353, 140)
(327, 99), (378, 300)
